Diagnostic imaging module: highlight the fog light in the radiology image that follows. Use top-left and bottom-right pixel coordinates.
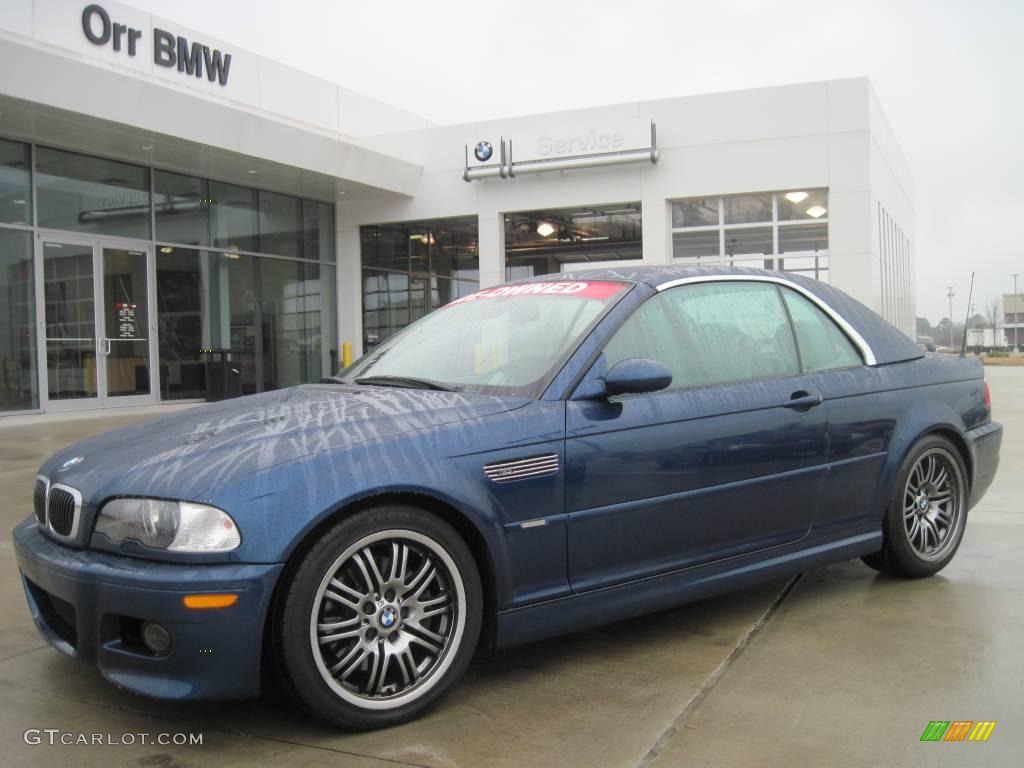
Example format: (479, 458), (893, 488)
(141, 621), (172, 655)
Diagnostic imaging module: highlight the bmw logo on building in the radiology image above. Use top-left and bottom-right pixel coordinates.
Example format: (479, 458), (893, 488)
(474, 140), (494, 162)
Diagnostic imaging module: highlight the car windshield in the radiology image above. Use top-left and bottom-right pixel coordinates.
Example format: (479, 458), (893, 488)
(342, 280), (630, 397)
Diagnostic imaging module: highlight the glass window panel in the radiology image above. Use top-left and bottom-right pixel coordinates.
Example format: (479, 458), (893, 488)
(781, 288), (861, 371)
(724, 226), (773, 258)
(360, 216), (479, 345)
(505, 203), (641, 278)
(0, 139), (31, 225)
(724, 193), (772, 225)
(362, 269), (410, 351)
(258, 190), (302, 258)
(219, 252), (259, 394)
(36, 147), (150, 239)
(320, 263), (337, 375)
(0, 229), (38, 410)
(260, 258), (325, 389)
(778, 189), (828, 221)
(154, 170), (210, 246)
(672, 230), (721, 261)
(671, 197), (718, 228)
(103, 248), (151, 397)
(302, 200), (335, 262)
(42, 242), (97, 400)
(427, 219), (479, 278)
(778, 223), (828, 281)
(360, 224), (411, 272)
(607, 283), (800, 391)
(778, 222), (828, 254)
(604, 283), (800, 390)
(157, 248), (212, 400)
(210, 181), (257, 252)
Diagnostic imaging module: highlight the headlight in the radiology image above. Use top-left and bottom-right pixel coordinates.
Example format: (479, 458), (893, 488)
(94, 499), (241, 553)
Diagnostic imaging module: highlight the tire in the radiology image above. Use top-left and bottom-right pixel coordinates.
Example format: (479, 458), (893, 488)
(271, 505), (482, 730)
(867, 435), (969, 578)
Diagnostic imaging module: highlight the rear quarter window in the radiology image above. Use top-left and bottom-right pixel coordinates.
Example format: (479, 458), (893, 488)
(781, 288), (863, 371)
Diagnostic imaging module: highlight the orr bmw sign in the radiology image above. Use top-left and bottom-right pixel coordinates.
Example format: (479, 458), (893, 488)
(81, 3), (232, 86)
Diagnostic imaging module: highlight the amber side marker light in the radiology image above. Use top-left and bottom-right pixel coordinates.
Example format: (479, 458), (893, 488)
(183, 594), (238, 609)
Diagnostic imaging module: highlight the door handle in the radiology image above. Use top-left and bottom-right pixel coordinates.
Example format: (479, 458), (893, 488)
(99, 338), (111, 355)
(782, 391), (823, 410)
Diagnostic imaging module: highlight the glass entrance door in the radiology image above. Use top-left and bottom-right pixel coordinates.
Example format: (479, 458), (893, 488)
(40, 241), (98, 407)
(101, 247), (153, 404)
(37, 236), (155, 410)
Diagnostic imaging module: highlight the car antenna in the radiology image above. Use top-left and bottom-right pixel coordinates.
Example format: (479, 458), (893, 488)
(959, 271), (975, 358)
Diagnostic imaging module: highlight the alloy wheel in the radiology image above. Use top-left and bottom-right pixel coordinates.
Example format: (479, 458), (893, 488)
(309, 529), (465, 710)
(902, 448), (963, 562)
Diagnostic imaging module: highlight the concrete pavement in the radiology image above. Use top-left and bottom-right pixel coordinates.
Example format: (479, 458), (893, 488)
(1, 368), (1020, 767)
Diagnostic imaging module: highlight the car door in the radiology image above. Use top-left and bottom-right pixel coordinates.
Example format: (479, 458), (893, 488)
(565, 280), (829, 593)
(777, 286), (893, 532)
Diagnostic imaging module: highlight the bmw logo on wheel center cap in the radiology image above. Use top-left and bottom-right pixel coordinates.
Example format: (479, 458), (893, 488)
(473, 140), (493, 162)
(378, 607), (396, 628)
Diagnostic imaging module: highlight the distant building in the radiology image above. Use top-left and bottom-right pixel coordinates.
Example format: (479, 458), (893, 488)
(1005, 294), (1024, 350)
(967, 327), (1006, 349)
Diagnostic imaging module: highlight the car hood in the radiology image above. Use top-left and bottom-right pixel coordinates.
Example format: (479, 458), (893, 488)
(42, 384), (528, 499)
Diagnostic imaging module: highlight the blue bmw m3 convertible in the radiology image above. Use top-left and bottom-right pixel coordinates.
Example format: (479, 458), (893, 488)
(15, 266), (1002, 729)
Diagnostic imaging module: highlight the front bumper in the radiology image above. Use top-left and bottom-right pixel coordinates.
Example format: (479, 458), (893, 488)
(13, 518), (283, 700)
(967, 420), (1003, 509)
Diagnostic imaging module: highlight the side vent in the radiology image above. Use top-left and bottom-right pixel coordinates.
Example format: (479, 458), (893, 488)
(484, 454), (559, 483)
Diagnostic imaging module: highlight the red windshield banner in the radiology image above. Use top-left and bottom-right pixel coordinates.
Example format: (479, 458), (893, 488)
(446, 281), (626, 307)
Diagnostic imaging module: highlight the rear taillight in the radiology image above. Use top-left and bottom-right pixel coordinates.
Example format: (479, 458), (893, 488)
(984, 382), (991, 410)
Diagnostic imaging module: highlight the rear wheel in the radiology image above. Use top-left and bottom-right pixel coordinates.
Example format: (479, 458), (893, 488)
(863, 435), (968, 578)
(272, 505), (481, 729)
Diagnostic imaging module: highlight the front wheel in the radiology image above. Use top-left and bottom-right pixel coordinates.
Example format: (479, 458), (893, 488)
(864, 435), (969, 578)
(272, 506), (482, 729)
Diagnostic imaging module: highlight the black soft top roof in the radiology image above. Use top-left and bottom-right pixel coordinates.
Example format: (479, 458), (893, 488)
(517, 265), (923, 366)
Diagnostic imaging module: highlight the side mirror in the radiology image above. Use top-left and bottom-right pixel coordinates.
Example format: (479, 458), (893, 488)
(604, 358), (672, 396)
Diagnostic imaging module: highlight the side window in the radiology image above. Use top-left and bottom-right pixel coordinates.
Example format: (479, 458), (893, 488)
(780, 288), (863, 371)
(604, 282), (800, 390)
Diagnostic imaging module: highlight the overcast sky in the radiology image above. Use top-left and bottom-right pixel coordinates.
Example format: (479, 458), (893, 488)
(130, 0), (1024, 324)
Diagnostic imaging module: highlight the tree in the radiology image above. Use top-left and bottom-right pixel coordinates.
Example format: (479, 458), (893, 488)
(985, 300), (1003, 348)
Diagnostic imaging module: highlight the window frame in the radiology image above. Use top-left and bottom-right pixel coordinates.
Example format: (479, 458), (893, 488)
(598, 279), (805, 395)
(669, 190), (830, 282)
(654, 276), (874, 366)
(572, 275), (875, 400)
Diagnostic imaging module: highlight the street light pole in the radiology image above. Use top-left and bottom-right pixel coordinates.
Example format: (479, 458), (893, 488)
(947, 286), (955, 349)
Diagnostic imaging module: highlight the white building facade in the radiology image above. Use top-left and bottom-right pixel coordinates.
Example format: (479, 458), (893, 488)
(0, 0), (915, 415)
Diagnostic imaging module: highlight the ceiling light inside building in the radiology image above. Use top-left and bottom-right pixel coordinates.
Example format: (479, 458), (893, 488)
(806, 205), (827, 218)
(223, 252), (240, 260)
(785, 191), (808, 203)
(536, 222), (555, 237)
(159, 246), (174, 254)
(12, 199), (25, 205)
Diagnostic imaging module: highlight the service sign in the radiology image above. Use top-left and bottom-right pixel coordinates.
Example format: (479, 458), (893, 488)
(510, 120), (651, 164)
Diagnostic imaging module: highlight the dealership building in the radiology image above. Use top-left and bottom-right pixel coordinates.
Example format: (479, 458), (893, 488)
(0, 0), (915, 415)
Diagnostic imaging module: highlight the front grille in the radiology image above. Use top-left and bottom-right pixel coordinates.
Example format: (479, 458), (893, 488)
(33, 478), (48, 525)
(48, 488), (76, 536)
